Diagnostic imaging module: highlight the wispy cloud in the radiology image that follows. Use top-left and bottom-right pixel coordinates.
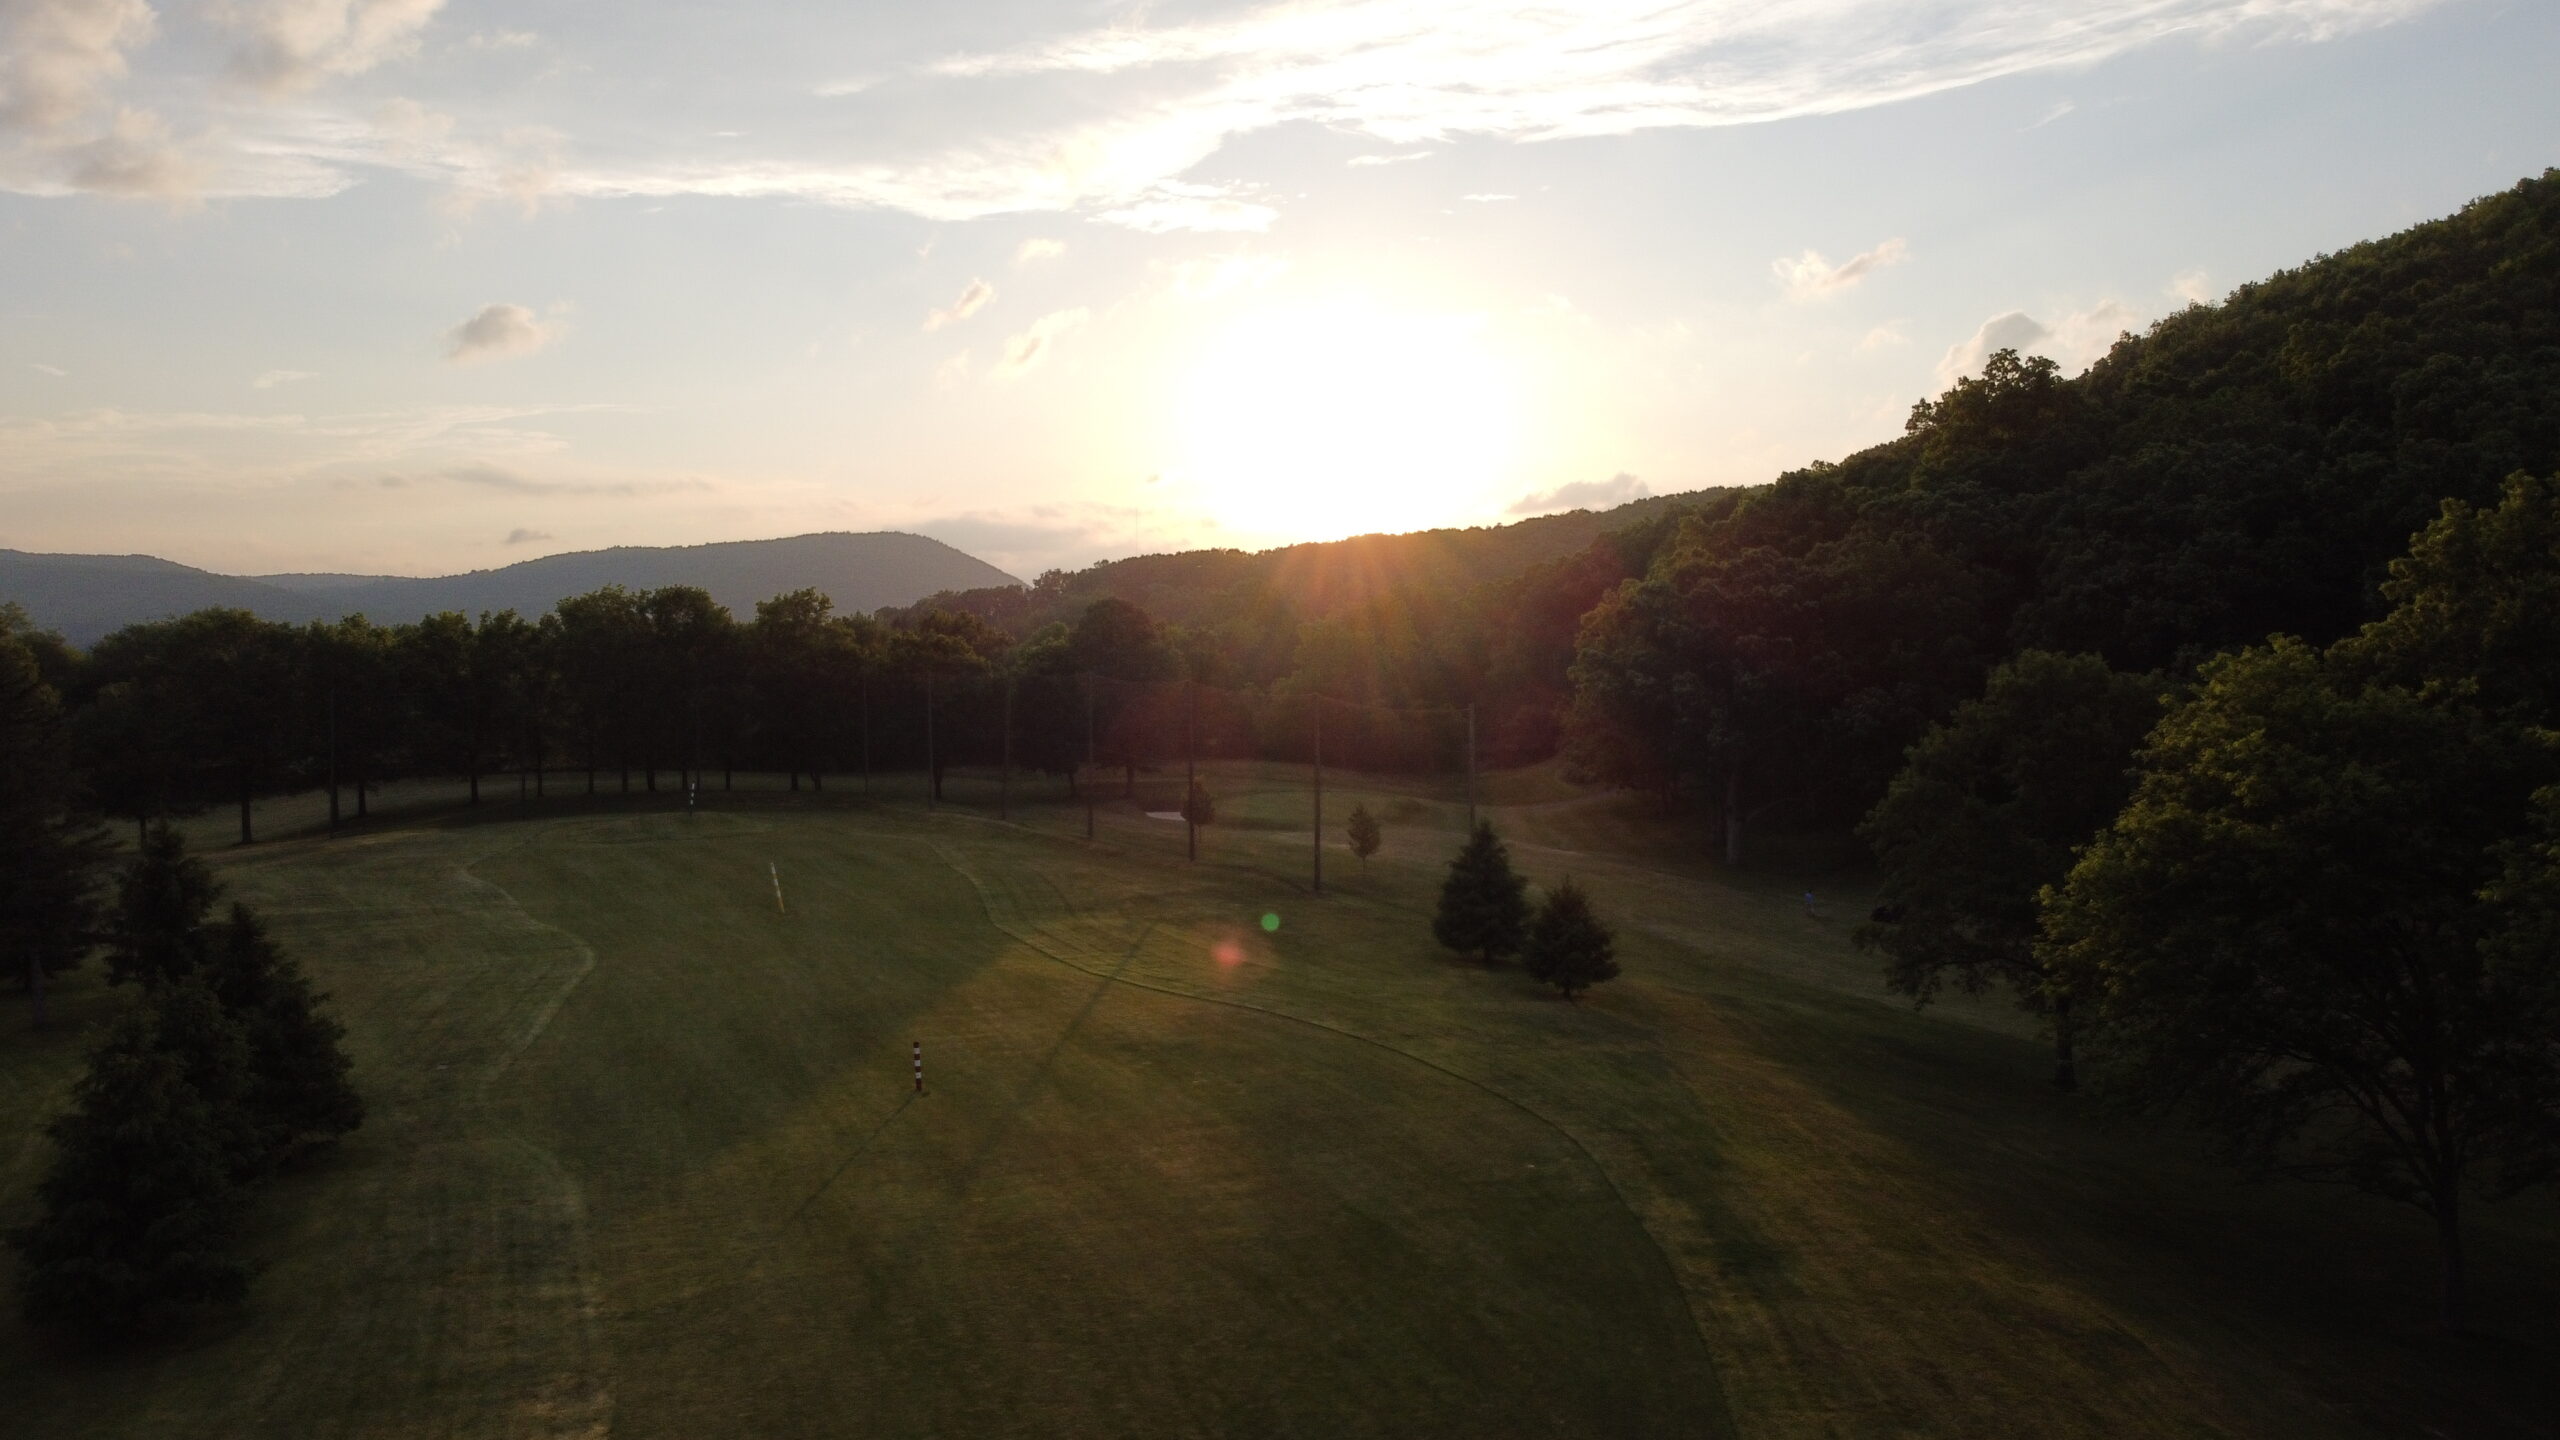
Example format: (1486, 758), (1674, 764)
(1348, 151), (1432, 166)
(1014, 236), (1065, 266)
(993, 308), (1089, 378)
(29, 361), (66, 376)
(1508, 471), (1650, 516)
(0, 0), (2447, 217)
(503, 526), (552, 544)
(252, 368), (318, 388)
(1773, 236), (1907, 298)
(2168, 267), (2213, 304)
(213, 0), (448, 95)
(443, 302), (553, 363)
(923, 277), (995, 331)
(1855, 322), (1908, 353)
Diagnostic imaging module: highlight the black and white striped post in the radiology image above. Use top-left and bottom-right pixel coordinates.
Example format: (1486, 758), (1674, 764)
(912, 1040), (924, 1094)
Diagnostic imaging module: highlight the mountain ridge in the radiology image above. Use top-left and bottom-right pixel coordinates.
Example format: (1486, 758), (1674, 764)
(1, 531), (1023, 644)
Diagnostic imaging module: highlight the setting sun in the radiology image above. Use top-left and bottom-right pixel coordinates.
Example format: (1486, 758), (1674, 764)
(1169, 302), (1523, 539)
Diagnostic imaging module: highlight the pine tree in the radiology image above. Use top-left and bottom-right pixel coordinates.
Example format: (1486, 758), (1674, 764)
(0, 624), (112, 1029)
(11, 983), (253, 1340)
(203, 903), (363, 1163)
(1433, 821), (1529, 964)
(1346, 803), (1381, 872)
(1524, 878), (1621, 1000)
(107, 824), (222, 987)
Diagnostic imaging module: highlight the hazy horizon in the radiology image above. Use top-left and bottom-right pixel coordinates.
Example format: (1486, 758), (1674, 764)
(4, 0), (2557, 580)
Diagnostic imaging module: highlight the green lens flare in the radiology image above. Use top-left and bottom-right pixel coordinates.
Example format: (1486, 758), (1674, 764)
(1260, 912), (1280, 933)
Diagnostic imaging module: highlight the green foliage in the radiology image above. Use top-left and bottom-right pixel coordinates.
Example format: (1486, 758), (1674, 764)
(108, 823), (222, 987)
(203, 903), (364, 1159)
(0, 628), (112, 1016)
(1433, 822), (1529, 964)
(1346, 802), (1382, 868)
(1523, 878), (1619, 999)
(12, 983), (254, 1341)
(2045, 634), (2560, 1328)
(1857, 651), (2167, 1088)
(1180, 778), (1215, 827)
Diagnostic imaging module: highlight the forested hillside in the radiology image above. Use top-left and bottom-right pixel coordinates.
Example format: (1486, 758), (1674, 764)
(1567, 170), (2560, 852)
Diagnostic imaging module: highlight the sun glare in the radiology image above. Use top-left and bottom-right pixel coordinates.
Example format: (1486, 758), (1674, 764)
(1170, 302), (1521, 540)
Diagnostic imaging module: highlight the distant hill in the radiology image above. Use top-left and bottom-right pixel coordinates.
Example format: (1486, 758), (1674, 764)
(0, 533), (1022, 644)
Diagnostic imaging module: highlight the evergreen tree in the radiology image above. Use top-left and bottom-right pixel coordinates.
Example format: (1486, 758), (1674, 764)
(12, 983), (253, 1340)
(203, 903), (363, 1163)
(1346, 802), (1382, 872)
(1524, 878), (1620, 1000)
(106, 824), (221, 986)
(0, 623), (112, 1028)
(1433, 821), (1529, 964)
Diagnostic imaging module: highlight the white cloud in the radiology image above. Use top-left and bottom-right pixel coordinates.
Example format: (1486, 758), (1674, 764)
(0, 0), (2446, 218)
(1158, 252), (1289, 302)
(922, 277), (995, 331)
(993, 308), (1089, 378)
(1509, 471), (1650, 515)
(2024, 99), (2075, 129)
(1094, 187), (1276, 233)
(503, 526), (552, 544)
(1936, 299), (2140, 385)
(212, 0), (448, 95)
(1348, 151), (1431, 166)
(0, 0), (155, 136)
(253, 368), (318, 388)
(30, 361), (66, 376)
(2168, 268), (2213, 304)
(1855, 322), (1908, 353)
(1773, 236), (1907, 299)
(465, 28), (535, 51)
(1937, 310), (2052, 385)
(1014, 236), (1065, 266)
(443, 303), (553, 363)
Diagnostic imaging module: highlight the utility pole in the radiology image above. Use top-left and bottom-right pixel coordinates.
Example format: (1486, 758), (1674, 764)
(1186, 679), (1199, 862)
(925, 674), (937, 811)
(1084, 673), (1096, 841)
(1466, 702), (1477, 833)
(1311, 697), (1323, 894)
(860, 674), (871, 795)
(1000, 674), (1013, 821)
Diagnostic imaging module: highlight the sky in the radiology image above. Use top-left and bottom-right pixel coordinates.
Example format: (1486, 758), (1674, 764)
(2, 0), (2556, 581)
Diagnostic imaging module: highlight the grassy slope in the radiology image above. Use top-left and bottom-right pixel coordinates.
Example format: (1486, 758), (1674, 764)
(2, 770), (2552, 1438)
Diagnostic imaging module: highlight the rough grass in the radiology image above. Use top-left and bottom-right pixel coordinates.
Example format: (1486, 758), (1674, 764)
(3, 767), (2552, 1438)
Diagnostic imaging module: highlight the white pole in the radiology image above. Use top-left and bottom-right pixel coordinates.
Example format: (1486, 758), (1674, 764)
(770, 862), (786, 914)
(913, 1040), (923, 1094)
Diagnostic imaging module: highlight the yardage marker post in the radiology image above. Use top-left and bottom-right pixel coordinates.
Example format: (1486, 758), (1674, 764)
(913, 1040), (924, 1094)
(1311, 697), (1323, 894)
(770, 862), (786, 914)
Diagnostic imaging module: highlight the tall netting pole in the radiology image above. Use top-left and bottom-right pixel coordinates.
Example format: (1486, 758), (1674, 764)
(1083, 673), (1096, 841)
(925, 674), (937, 812)
(860, 674), (871, 795)
(1311, 696), (1324, 894)
(1466, 702), (1478, 832)
(1186, 679), (1199, 862)
(1000, 675), (1013, 821)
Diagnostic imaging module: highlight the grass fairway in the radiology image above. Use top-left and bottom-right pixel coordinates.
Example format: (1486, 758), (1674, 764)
(4, 773), (2555, 1437)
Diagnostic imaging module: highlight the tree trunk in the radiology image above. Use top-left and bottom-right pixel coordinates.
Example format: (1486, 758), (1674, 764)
(1722, 770), (1743, 866)
(239, 766), (254, 846)
(2050, 994), (2078, 1093)
(790, 770), (800, 793)
(2436, 1193), (2467, 1333)
(27, 951), (47, 1031)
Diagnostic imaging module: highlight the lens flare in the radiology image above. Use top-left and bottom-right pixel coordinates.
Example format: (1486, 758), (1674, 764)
(1260, 912), (1281, 932)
